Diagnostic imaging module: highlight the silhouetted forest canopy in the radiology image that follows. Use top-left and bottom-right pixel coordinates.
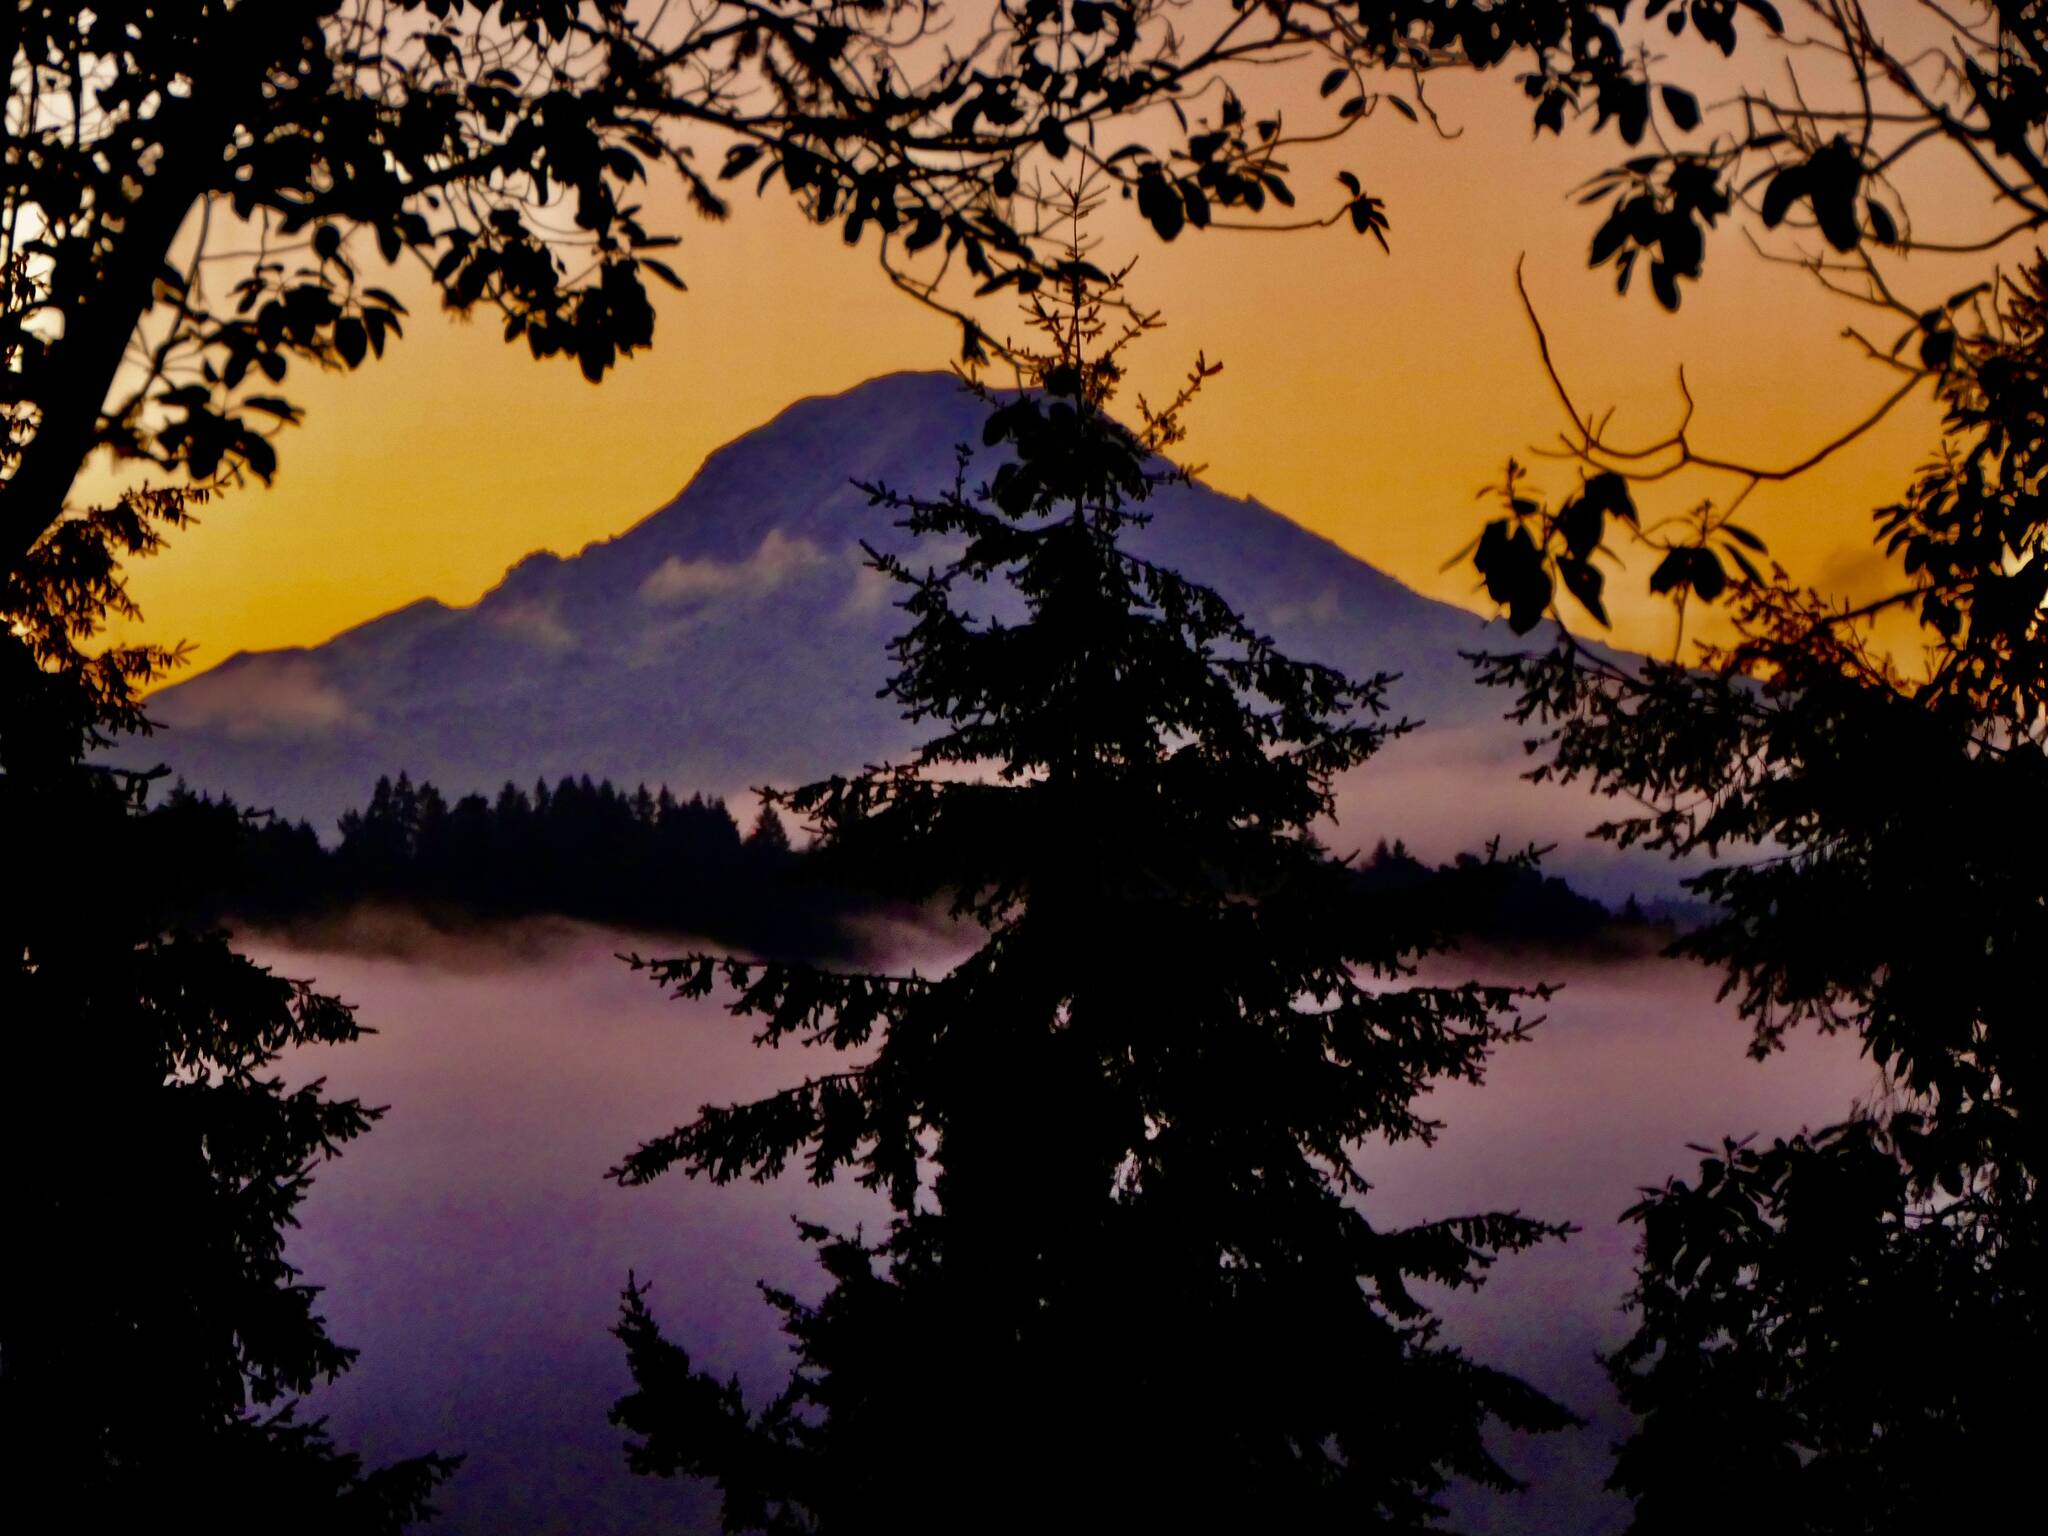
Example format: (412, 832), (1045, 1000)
(1467, 262), (2048, 1529)
(0, 0), (1782, 574)
(147, 773), (847, 958)
(144, 774), (1662, 958)
(13, 2), (2045, 1529)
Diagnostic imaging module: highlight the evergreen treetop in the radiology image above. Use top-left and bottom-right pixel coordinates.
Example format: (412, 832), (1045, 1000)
(612, 232), (1572, 1530)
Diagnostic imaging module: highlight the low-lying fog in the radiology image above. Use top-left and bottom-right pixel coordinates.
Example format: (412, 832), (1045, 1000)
(266, 916), (1875, 1535)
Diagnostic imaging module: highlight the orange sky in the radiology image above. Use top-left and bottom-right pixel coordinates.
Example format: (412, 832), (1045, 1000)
(98, 19), (1990, 678)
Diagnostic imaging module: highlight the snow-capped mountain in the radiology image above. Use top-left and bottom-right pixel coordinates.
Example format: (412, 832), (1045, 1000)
(139, 372), (1663, 896)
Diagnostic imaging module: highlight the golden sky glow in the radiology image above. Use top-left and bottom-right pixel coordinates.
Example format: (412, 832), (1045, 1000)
(98, 29), (1995, 679)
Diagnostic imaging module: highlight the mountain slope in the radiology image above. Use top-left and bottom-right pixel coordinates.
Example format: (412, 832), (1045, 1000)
(138, 372), (1662, 895)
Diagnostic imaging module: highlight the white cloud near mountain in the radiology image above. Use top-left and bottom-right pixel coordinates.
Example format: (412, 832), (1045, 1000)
(1269, 585), (1345, 631)
(155, 657), (361, 740)
(131, 373), (1687, 900)
(489, 597), (577, 653)
(640, 529), (827, 607)
(837, 554), (898, 620)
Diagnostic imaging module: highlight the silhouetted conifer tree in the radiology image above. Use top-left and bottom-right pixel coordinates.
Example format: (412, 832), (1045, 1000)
(745, 804), (794, 857)
(1469, 257), (2048, 1535)
(610, 248), (1572, 1530)
(0, 487), (453, 1528)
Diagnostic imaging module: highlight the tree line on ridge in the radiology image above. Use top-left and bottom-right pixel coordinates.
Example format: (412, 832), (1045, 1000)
(144, 771), (1656, 960)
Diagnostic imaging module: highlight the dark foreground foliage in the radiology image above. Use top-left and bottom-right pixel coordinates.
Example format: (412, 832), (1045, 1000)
(608, 268), (1578, 1531)
(2, 0), (1790, 571)
(1469, 260), (2048, 1532)
(1, 488), (454, 1529)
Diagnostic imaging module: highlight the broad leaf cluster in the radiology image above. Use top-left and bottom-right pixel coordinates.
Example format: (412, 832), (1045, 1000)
(1466, 256), (2048, 1530)
(2, 0), (1786, 569)
(1568, 1), (2045, 314)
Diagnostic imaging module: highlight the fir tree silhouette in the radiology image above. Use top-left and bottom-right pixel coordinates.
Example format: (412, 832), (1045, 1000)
(0, 487), (454, 1529)
(609, 216), (1574, 1531)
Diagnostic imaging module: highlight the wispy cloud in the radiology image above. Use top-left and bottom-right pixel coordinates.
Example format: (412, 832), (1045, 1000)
(640, 529), (827, 607)
(156, 657), (361, 740)
(836, 554), (899, 620)
(489, 598), (577, 653)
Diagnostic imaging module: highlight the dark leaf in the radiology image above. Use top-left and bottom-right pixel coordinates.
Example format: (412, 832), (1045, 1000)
(1651, 259), (1681, 311)
(1721, 541), (1764, 585)
(1689, 547), (1727, 601)
(1590, 209), (1631, 267)
(1137, 170), (1185, 241)
(1760, 165), (1806, 229)
(1558, 496), (1603, 560)
(333, 316), (367, 368)
(1585, 472), (1638, 526)
(1559, 556), (1610, 626)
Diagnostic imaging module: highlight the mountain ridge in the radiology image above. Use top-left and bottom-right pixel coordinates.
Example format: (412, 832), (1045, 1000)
(136, 371), (1671, 898)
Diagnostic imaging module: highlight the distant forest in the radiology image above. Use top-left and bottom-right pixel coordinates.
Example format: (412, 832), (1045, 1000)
(144, 773), (860, 958)
(142, 772), (1676, 959)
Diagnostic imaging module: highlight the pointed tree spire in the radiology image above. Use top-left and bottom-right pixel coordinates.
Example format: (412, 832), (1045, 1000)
(612, 234), (1571, 1530)
(745, 801), (793, 856)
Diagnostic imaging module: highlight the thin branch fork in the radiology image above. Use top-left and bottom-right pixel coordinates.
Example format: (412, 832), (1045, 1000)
(1515, 255), (1932, 494)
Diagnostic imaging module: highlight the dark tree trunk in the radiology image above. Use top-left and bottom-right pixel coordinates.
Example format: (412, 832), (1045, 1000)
(1, 3), (327, 567)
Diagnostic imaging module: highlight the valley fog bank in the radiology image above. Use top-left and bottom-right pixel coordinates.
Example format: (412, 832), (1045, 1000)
(270, 925), (1871, 1534)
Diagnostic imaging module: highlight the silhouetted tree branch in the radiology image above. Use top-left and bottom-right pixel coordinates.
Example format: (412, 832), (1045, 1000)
(2, 0), (1789, 570)
(1464, 249), (2048, 1536)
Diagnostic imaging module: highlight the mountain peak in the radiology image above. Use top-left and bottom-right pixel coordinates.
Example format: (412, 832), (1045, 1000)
(135, 372), (1673, 898)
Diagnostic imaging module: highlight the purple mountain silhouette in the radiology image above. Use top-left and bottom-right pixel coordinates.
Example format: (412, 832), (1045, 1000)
(139, 372), (1669, 896)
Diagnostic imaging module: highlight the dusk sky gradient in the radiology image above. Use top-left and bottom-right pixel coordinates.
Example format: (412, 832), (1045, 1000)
(98, 6), (1997, 676)
(47, 10), (2015, 1526)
